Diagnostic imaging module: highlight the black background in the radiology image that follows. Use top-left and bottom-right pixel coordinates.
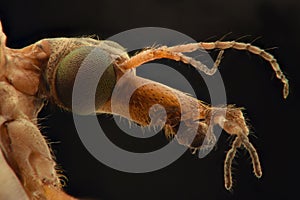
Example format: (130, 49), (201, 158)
(0, 0), (298, 200)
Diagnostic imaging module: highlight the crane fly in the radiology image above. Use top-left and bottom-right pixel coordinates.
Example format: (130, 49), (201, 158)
(0, 21), (288, 199)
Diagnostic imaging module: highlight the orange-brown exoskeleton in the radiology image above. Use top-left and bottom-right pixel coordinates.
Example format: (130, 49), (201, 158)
(0, 21), (288, 199)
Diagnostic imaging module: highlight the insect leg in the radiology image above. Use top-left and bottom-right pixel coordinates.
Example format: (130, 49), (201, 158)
(1, 119), (58, 199)
(0, 148), (29, 200)
(0, 81), (75, 199)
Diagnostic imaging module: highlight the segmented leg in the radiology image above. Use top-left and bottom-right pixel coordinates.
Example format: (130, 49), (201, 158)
(0, 82), (61, 200)
(0, 148), (29, 200)
(0, 23), (77, 199)
(118, 41), (289, 98)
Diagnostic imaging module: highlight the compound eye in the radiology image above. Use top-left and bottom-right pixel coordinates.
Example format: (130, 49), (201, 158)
(55, 46), (117, 114)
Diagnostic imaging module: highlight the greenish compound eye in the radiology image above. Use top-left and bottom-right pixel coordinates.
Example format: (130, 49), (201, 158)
(55, 46), (117, 114)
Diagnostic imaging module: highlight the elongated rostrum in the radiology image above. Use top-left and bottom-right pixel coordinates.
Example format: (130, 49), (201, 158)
(0, 22), (288, 199)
